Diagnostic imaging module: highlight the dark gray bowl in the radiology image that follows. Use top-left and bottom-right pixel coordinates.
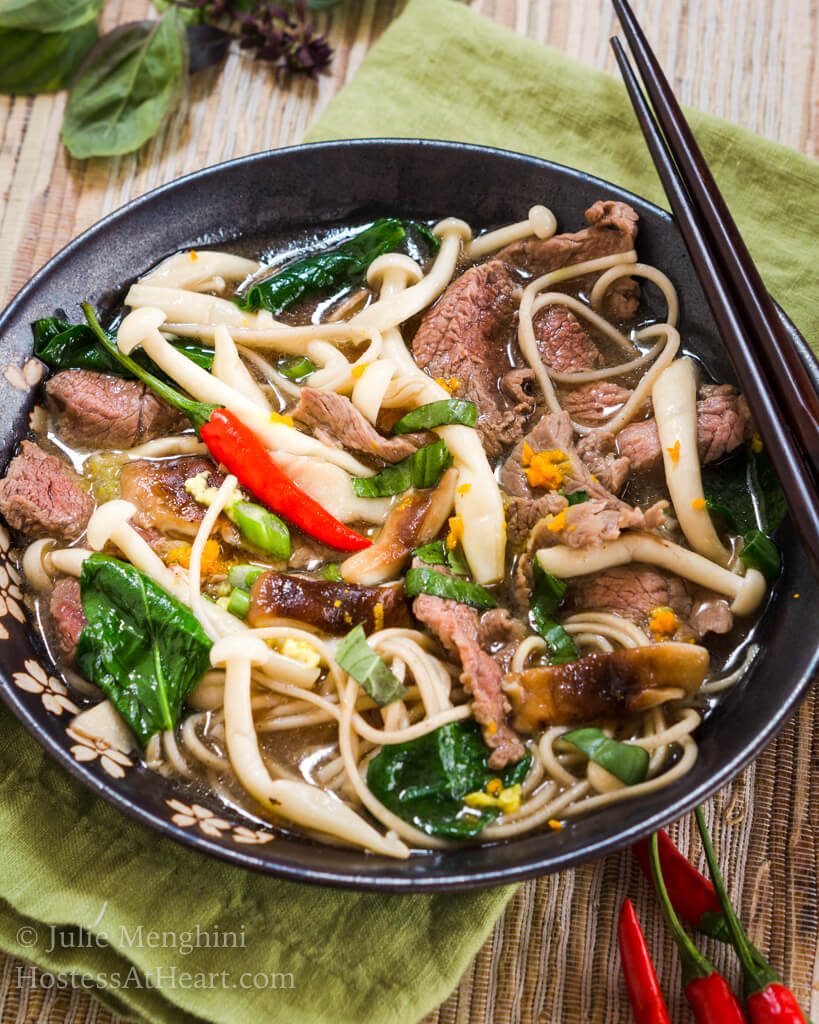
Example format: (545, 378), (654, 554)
(0, 140), (816, 890)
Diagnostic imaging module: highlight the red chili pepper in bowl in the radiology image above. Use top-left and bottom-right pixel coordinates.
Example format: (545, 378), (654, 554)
(83, 303), (371, 552)
(694, 808), (809, 1024)
(647, 832), (747, 1024)
(618, 898), (671, 1024)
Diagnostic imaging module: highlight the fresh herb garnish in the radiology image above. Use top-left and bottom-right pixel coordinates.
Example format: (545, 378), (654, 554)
(277, 355), (316, 382)
(529, 560), (577, 664)
(235, 219), (409, 314)
(367, 720), (531, 839)
(336, 624), (406, 707)
(320, 563), (343, 582)
(404, 567), (497, 609)
(76, 554), (212, 746)
(561, 728), (649, 785)
(565, 490), (589, 506)
(392, 399), (478, 435)
(352, 439), (453, 498)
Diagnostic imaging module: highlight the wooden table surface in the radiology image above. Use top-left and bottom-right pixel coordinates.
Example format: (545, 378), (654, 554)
(0, 1), (816, 1022)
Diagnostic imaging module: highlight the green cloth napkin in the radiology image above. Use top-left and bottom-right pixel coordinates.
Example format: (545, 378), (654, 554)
(2, 3), (817, 1024)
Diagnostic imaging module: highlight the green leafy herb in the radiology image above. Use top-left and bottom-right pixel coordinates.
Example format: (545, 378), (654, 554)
(227, 500), (290, 559)
(76, 553), (212, 746)
(33, 316), (213, 378)
(392, 399), (478, 435)
(0, 22), (99, 94)
(404, 567), (496, 609)
(235, 219), (408, 313)
(320, 563), (343, 582)
(226, 587), (251, 618)
(703, 444), (784, 581)
(62, 10), (188, 159)
(277, 355), (316, 382)
(336, 624), (405, 707)
(0, 0), (102, 33)
(367, 720), (531, 839)
(444, 543), (469, 577)
(529, 561), (577, 664)
(565, 490), (589, 506)
(561, 728), (649, 785)
(228, 564), (265, 590)
(413, 540), (448, 566)
(352, 439), (453, 498)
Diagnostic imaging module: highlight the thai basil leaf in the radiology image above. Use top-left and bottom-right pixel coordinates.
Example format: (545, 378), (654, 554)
(186, 24), (231, 74)
(62, 10), (188, 159)
(529, 561), (577, 665)
(336, 624), (405, 707)
(0, 0), (102, 32)
(235, 219), (407, 313)
(33, 316), (214, 378)
(413, 540), (448, 566)
(404, 567), (496, 609)
(703, 444), (784, 581)
(367, 720), (531, 839)
(561, 728), (649, 786)
(76, 553), (212, 746)
(0, 22), (98, 94)
(392, 399), (477, 435)
(352, 439), (453, 498)
(445, 543), (469, 577)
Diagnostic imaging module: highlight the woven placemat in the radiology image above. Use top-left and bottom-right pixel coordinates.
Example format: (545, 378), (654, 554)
(0, 1), (816, 1021)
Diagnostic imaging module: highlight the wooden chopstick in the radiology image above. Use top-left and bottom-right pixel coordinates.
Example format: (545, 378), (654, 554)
(613, 0), (819, 472)
(608, 32), (819, 570)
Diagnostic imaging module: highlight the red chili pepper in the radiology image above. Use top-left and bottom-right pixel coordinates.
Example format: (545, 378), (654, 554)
(617, 898), (671, 1024)
(634, 831), (729, 940)
(647, 833), (747, 1024)
(201, 408), (371, 552)
(694, 808), (808, 1024)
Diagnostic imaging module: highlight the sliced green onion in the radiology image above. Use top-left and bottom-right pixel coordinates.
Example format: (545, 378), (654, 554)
(352, 439), (453, 498)
(561, 728), (649, 785)
(413, 540), (448, 566)
(739, 529), (780, 581)
(227, 501), (291, 559)
(529, 561), (577, 665)
(565, 490), (589, 506)
(321, 563), (343, 582)
(336, 624), (406, 707)
(277, 356), (315, 381)
(392, 400), (478, 435)
(226, 587), (251, 619)
(404, 567), (496, 609)
(228, 564), (265, 590)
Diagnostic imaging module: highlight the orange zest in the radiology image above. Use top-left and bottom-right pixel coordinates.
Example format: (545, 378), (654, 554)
(522, 445), (570, 490)
(666, 440), (681, 464)
(648, 605), (678, 639)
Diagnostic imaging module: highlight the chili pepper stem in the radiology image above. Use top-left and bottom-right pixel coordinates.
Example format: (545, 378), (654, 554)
(81, 302), (216, 432)
(694, 807), (780, 997)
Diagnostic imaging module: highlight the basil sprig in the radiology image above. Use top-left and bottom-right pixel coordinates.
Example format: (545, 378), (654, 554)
(352, 439), (453, 498)
(392, 399), (478, 435)
(404, 567), (497, 609)
(529, 561), (578, 665)
(77, 554), (212, 746)
(561, 728), (649, 786)
(336, 624), (406, 707)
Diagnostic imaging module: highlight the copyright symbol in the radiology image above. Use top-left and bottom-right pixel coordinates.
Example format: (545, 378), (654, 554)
(16, 926), (37, 947)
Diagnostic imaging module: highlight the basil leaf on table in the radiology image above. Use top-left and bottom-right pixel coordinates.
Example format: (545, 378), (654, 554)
(0, 0), (102, 32)
(529, 561), (578, 665)
(76, 554), (212, 746)
(0, 22), (98, 94)
(336, 624), (406, 707)
(561, 728), (649, 786)
(186, 24), (232, 74)
(367, 720), (531, 839)
(33, 316), (214, 378)
(62, 10), (188, 159)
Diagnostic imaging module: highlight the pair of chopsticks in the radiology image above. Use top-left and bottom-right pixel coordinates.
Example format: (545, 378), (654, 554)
(610, 0), (819, 573)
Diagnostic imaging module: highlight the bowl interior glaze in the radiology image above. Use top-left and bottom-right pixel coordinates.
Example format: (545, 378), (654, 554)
(0, 140), (816, 890)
